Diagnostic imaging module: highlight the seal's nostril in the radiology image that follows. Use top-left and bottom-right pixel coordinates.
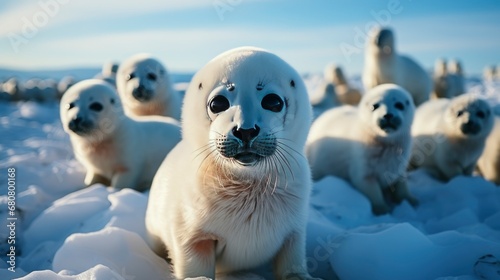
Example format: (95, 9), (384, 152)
(384, 113), (393, 120)
(233, 125), (260, 143)
(73, 116), (82, 125)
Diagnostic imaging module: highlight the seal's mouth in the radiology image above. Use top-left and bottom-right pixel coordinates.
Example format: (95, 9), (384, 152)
(379, 123), (398, 132)
(68, 119), (94, 135)
(233, 152), (262, 166)
(460, 122), (481, 135)
(132, 88), (154, 102)
(378, 119), (400, 133)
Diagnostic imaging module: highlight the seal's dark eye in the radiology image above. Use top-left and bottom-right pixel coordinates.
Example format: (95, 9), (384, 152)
(89, 102), (103, 112)
(476, 111), (485, 119)
(262, 93), (284, 112)
(209, 95), (230, 114)
(66, 102), (75, 110)
(147, 73), (157, 81)
(372, 103), (380, 111)
(395, 102), (405, 111)
(126, 73), (135, 81)
(457, 110), (464, 117)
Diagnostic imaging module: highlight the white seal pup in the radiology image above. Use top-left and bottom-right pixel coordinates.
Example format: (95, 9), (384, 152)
(325, 63), (362, 105)
(24, 78), (44, 102)
(306, 84), (418, 215)
(97, 61), (120, 87)
(60, 79), (181, 191)
(363, 27), (431, 106)
(432, 58), (453, 99)
(0, 81), (9, 101)
(57, 76), (76, 99)
(3, 78), (23, 101)
(146, 47), (321, 279)
(448, 59), (465, 97)
(40, 79), (59, 101)
(116, 53), (181, 119)
(410, 94), (494, 181)
(484, 65), (497, 82)
(309, 68), (341, 119)
(476, 116), (500, 185)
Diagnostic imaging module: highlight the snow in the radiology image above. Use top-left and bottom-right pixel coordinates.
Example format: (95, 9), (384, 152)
(0, 77), (500, 280)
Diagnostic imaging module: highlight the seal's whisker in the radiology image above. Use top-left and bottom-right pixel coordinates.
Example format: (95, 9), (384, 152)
(192, 141), (216, 160)
(275, 147), (295, 182)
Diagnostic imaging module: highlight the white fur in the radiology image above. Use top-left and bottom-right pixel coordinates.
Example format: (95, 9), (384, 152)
(410, 94), (494, 181)
(325, 63), (361, 106)
(310, 81), (340, 119)
(60, 79), (181, 191)
(363, 27), (431, 106)
(477, 116), (500, 185)
(483, 65), (497, 82)
(447, 60), (465, 97)
(306, 84), (417, 215)
(432, 59), (453, 99)
(146, 47), (320, 279)
(57, 76), (75, 99)
(3, 78), (22, 101)
(116, 53), (181, 119)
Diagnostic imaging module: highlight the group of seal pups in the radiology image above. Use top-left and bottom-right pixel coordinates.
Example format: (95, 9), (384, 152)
(0, 76), (74, 102)
(309, 27), (498, 212)
(7, 25), (499, 279)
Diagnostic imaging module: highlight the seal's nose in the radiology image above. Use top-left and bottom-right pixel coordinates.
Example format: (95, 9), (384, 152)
(232, 125), (260, 144)
(383, 113), (393, 120)
(69, 116), (82, 131)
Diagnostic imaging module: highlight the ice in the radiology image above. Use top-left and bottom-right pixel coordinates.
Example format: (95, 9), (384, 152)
(0, 77), (498, 279)
(18, 264), (126, 280)
(52, 227), (172, 280)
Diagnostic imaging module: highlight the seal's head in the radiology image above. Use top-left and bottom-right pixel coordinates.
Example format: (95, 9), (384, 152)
(324, 63), (347, 85)
(444, 94), (493, 138)
(359, 84), (414, 138)
(116, 54), (169, 103)
(369, 27), (395, 56)
(60, 79), (124, 142)
(183, 47), (312, 169)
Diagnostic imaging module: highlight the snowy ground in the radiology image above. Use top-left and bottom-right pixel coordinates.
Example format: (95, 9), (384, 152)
(0, 76), (500, 280)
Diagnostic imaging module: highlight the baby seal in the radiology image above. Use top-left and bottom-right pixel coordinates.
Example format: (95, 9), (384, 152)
(476, 116), (500, 185)
(146, 47), (321, 279)
(410, 94), (494, 181)
(306, 84), (418, 215)
(325, 63), (362, 106)
(60, 79), (181, 191)
(363, 27), (431, 106)
(116, 53), (181, 119)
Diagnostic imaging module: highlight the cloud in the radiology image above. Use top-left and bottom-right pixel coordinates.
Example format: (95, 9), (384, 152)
(1, 26), (342, 71)
(0, 0), (222, 37)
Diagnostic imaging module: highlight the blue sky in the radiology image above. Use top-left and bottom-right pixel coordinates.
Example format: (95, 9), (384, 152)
(0, 0), (499, 75)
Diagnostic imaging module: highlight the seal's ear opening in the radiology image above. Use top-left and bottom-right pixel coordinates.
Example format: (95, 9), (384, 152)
(290, 80), (295, 88)
(198, 83), (203, 90)
(110, 98), (115, 104)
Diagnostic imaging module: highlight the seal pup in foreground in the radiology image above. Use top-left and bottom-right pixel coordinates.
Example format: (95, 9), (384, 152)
(116, 53), (181, 119)
(476, 116), (500, 185)
(146, 47), (321, 279)
(60, 79), (181, 191)
(410, 94), (494, 182)
(363, 27), (431, 106)
(306, 84), (418, 215)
